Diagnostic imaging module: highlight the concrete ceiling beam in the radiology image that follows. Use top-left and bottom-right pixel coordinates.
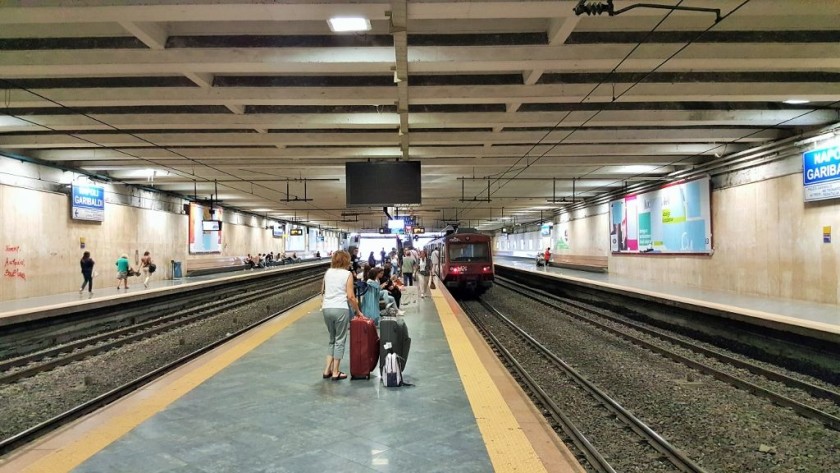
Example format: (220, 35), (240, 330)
(225, 103), (246, 115)
(3, 110), (834, 132)
(0, 1), (823, 24)
(548, 16), (580, 45)
(118, 21), (168, 50)
(30, 144), (731, 162)
(1, 44), (837, 76)
(2, 129), (777, 148)
(4, 83), (838, 109)
(184, 72), (214, 88)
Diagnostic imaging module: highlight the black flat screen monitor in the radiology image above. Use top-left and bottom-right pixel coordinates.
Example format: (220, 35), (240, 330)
(346, 161), (421, 206)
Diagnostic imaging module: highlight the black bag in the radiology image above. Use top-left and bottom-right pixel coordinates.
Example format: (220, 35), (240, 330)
(148, 263), (157, 274)
(354, 279), (368, 300)
(379, 317), (411, 373)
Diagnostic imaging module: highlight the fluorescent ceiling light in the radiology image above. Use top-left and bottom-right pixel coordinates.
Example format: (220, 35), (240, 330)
(327, 17), (371, 32)
(783, 99), (810, 105)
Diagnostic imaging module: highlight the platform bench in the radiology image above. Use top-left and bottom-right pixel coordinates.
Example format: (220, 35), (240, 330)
(549, 255), (608, 273)
(185, 256), (248, 277)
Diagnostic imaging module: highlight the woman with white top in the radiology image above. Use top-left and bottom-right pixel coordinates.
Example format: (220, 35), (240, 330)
(321, 250), (365, 381)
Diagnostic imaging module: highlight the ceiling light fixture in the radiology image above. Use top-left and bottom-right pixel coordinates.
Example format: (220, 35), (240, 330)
(783, 99), (810, 105)
(327, 17), (371, 33)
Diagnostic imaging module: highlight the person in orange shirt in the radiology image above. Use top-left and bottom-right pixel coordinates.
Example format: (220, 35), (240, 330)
(543, 247), (551, 268)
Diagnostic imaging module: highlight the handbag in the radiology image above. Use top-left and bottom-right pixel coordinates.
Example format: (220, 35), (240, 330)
(148, 263), (157, 274)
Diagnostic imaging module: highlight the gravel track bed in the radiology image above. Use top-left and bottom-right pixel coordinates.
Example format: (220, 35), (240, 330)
(561, 292), (840, 397)
(462, 301), (680, 473)
(0, 282), (319, 441)
(482, 287), (840, 472)
(508, 285), (840, 419)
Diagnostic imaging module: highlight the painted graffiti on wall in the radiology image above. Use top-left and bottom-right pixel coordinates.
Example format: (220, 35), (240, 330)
(4, 245), (26, 281)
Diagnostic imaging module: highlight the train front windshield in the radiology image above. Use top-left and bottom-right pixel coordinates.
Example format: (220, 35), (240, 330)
(447, 242), (490, 262)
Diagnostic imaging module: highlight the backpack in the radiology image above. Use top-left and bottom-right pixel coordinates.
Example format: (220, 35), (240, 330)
(382, 351), (402, 387)
(354, 279), (369, 300)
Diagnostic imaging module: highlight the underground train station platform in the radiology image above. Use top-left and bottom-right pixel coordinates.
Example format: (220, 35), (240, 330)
(0, 261), (326, 328)
(495, 256), (840, 339)
(0, 284), (581, 473)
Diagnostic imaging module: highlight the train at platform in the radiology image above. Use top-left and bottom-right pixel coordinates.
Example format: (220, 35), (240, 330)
(424, 227), (494, 293)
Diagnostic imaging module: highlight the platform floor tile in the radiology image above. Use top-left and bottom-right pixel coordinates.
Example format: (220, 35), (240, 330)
(71, 297), (493, 473)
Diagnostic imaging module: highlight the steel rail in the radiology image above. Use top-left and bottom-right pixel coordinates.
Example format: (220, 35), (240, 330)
(460, 303), (616, 473)
(0, 269), (323, 372)
(0, 274), (321, 385)
(497, 278), (840, 432)
(499, 277), (840, 405)
(476, 298), (707, 473)
(0, 293), (319, 456)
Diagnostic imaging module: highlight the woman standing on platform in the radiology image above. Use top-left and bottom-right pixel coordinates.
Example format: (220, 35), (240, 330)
(140, 251), (153, 288)
(417, 250), (430, 299)
(321, 250), (365, 381)
(79, 251), (95, 294)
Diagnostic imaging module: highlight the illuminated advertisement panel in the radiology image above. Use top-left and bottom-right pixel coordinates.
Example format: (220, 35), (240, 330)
(610, 177), (712, 254)
(189, 203), (222, 254)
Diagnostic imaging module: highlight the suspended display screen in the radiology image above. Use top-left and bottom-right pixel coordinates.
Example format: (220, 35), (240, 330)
(346, 161), (421, 206)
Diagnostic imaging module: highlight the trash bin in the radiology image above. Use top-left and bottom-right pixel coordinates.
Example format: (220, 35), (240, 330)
(171, 260), (182, 279)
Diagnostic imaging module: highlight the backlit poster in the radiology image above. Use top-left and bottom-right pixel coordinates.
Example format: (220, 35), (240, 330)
(286, 225), (306, 252)
(189, 203), (222, 254)
(609, 177), (712, 254)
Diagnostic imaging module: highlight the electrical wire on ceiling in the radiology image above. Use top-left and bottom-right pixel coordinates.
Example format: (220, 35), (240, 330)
(456, 0), (754, 220)
(569, 99), (840, 202)
(0, 78), (344, 224)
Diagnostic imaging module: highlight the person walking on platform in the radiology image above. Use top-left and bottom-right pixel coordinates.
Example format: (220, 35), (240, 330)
(140, 251), (153, 288)
(115, 253), (130, 290)
(417, 250), (430, 299)
(380, 247), (387, 265)
(321, 250), (365, 381)
(544, 247), (551, 269)
(79, 251), (95, 294)
(401, 248), (416, 286)
(430, 246), (440, 286)
(367, 251), (376, 267)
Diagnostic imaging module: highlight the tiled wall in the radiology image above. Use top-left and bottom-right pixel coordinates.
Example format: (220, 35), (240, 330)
(0, 184), (188, 300)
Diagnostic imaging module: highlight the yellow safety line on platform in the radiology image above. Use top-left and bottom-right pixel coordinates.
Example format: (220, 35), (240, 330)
(431, 289), (548, 473)
(20, 298), (321, 473)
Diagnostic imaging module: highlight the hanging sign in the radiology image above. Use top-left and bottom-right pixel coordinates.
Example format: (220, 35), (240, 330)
(803, 144), (840, 202)
(71, 184), (105, 221)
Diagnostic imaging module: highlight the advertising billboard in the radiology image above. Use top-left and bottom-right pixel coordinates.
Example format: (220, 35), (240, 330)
(189, 203), (222, 254)
(609, 177), (712, 254)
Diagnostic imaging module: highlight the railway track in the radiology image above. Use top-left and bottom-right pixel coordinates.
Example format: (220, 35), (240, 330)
(496, 277), (840, 432)
(0, 270), (322, 455)
(0, 274), (321, 385)
(461, 298), (705, 473)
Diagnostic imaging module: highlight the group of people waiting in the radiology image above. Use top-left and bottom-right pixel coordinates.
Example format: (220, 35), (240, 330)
(244, 251), (310, 269)
(320, 246), (441, 380)
(78, 251), (155, 293)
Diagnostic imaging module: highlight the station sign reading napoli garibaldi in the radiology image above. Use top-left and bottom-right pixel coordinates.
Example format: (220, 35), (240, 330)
(803, 143), (840, 202)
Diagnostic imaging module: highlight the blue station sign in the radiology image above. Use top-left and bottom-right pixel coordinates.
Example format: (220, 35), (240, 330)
(71, 184), (105, 221)
(803, 144), (840, 202)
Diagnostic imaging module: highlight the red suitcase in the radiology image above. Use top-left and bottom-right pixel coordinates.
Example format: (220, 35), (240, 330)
(349, 316), (379, 380)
